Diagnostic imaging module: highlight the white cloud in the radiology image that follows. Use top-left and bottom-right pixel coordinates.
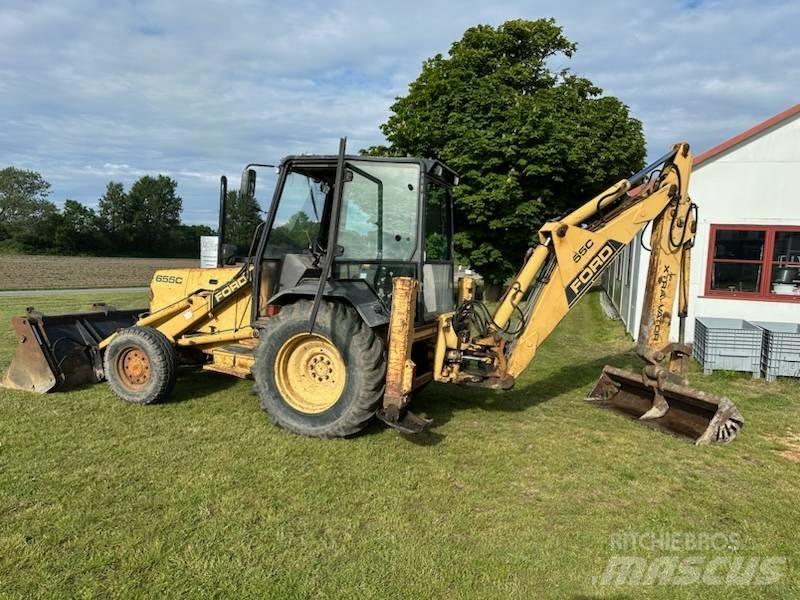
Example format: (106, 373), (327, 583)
(0, 0), (797, 224)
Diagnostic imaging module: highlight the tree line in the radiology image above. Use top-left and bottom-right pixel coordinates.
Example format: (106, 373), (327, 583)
(0, 167), (213, 257)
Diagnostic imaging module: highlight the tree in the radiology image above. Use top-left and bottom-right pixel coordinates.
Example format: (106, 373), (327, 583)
(223, 190), (262, 252)
(0, 167), (54, 242)
(372, 18), (646, 285)
(99, 175), (183, 253)
(54, 200), (106, 253)
(127, 175), (182, 252)
(98, 181), (136, 248)
(170, 223), (216, 258)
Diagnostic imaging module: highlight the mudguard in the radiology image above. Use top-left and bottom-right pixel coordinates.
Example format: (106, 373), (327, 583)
(268, 279), (389, 329)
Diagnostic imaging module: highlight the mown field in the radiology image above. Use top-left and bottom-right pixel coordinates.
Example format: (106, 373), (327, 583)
(0, 255), (197, 290)
(0, 290), (798, 598)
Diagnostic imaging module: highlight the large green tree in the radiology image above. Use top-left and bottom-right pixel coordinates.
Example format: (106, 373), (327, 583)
(0, 167), (54, 242)
(127, 175), (182, 250)
(373, 18), (646, 284)
(99, 175), (182, 252)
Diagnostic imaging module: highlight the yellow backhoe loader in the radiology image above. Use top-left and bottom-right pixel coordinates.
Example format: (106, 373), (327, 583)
(3, 140), (742, 444)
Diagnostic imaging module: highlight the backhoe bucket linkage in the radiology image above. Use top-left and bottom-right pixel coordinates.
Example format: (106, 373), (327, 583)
(587, 365), (743, 445)
(2, 307), (142, 393)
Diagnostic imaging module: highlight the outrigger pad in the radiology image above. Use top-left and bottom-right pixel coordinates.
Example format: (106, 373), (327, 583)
(587, 365), (743, 445)
(375, 407), (433, 434)
(2, 307), (143, 393)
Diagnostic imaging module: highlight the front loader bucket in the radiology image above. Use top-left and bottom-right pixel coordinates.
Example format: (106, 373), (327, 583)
(587, 365), (743, 445)
(2, 306), (143, 393)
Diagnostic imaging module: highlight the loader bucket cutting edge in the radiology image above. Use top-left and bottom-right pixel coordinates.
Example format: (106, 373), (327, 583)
(2, 308), (143, 393)
(586, 365), (743, 445)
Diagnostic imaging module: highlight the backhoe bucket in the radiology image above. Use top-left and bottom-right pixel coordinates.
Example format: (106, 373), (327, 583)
(2, 306), (143, 393)
(587, 365), (743, 445)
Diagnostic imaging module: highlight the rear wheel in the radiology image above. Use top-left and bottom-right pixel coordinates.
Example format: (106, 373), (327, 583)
(254, 300), (385, 437)
(104, 326), (177, 404)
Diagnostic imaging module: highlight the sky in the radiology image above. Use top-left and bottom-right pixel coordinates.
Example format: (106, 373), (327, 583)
(1, 0), (798, 226)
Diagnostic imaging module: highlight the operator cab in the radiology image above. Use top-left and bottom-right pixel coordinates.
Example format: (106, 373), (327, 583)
(217, 151), (459, 325)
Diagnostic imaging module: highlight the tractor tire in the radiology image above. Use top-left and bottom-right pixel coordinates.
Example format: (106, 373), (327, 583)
(253, 300), (385, 437)
(103, 326), (177, 405)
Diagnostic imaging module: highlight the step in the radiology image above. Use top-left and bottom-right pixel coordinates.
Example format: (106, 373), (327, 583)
(203, 344), (255, 379)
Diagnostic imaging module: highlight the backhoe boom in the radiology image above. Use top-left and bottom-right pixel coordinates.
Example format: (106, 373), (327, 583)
(419, 142), (743, 444)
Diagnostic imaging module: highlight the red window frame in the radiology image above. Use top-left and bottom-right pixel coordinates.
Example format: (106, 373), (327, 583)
(704, 224), (800, 302)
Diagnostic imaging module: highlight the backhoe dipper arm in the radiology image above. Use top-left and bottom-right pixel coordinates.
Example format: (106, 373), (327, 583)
(438, 143), (696, 388)
(482, 143), (695, 381)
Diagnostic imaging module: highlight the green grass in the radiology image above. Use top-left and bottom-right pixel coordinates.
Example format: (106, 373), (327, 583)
(0, 291), (798, 598)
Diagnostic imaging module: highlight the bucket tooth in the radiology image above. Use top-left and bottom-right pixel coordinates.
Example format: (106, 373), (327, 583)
(587, 365), (743, 445)
(639, 390), (669, 420)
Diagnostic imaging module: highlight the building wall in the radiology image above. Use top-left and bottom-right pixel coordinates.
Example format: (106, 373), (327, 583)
(607, 114), (800, 343)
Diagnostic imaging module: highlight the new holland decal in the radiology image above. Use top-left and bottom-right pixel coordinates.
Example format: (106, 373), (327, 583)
(565, 239), (624, 307)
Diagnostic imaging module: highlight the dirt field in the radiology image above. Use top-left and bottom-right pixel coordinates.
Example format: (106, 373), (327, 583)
(0, 255), (197, 290)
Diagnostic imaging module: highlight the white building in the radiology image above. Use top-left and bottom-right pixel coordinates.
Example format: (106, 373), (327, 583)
(604, 103), (800, 343)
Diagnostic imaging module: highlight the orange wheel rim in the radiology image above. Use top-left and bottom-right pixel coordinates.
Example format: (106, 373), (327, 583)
(115, 346), (151, 390)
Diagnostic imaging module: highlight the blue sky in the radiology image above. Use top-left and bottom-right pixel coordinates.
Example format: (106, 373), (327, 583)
(1, 0), (798, 225)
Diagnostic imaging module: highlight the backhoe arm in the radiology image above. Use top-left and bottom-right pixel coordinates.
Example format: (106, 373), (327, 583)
(435, 143), (695, 385)
(385, 142), (742, 443)
(499, 143), (696, 379)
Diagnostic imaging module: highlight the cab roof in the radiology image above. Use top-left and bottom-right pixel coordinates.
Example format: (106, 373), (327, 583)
(279, 154), (459, 186)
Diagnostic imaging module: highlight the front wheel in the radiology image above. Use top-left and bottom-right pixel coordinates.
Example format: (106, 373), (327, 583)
(253, 300), (385, 437)
(103, 326), (177, 404)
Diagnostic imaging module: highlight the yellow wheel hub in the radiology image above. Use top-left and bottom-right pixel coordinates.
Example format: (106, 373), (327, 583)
(274, 333), (346, 414)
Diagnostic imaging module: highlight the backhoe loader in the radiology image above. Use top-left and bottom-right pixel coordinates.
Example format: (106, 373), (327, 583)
(3, 140), (742, 444)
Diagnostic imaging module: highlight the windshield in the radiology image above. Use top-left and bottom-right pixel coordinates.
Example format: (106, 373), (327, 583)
(338, 161), (419, 261)
(264, 170), (328, 258)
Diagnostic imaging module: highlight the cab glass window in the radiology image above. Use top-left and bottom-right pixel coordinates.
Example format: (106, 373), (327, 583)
(265, 171), (326, 258)
(424, 181), (452, 261)
(337, 161), (419, 261)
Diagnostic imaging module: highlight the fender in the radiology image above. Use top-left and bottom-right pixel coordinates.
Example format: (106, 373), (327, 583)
(268, 279), (389, 329)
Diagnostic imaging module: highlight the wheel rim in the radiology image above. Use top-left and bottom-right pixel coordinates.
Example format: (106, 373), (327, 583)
(115, 345), (151, 391)
(274, 333), (346, 414)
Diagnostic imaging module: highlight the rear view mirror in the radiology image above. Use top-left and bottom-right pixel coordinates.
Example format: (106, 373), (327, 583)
(240, 168), (257, 198)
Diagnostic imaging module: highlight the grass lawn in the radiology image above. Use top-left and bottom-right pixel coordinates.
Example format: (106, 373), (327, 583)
(0, 290), (798, 598)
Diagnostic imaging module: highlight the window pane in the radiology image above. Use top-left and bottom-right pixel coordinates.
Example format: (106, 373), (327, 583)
(333, 262), (417, 306)
(338, 162), (419, 261)
(770, 264), (800, 296)
(773, 231), (800, 264)
(711, 262), (761, 292)
(425, 182), (451, 261)
(265, 172), (324, 258)
(713, 230), (764, 260)
(423, 263), (454, 316)
(339, 171), (380, 259)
